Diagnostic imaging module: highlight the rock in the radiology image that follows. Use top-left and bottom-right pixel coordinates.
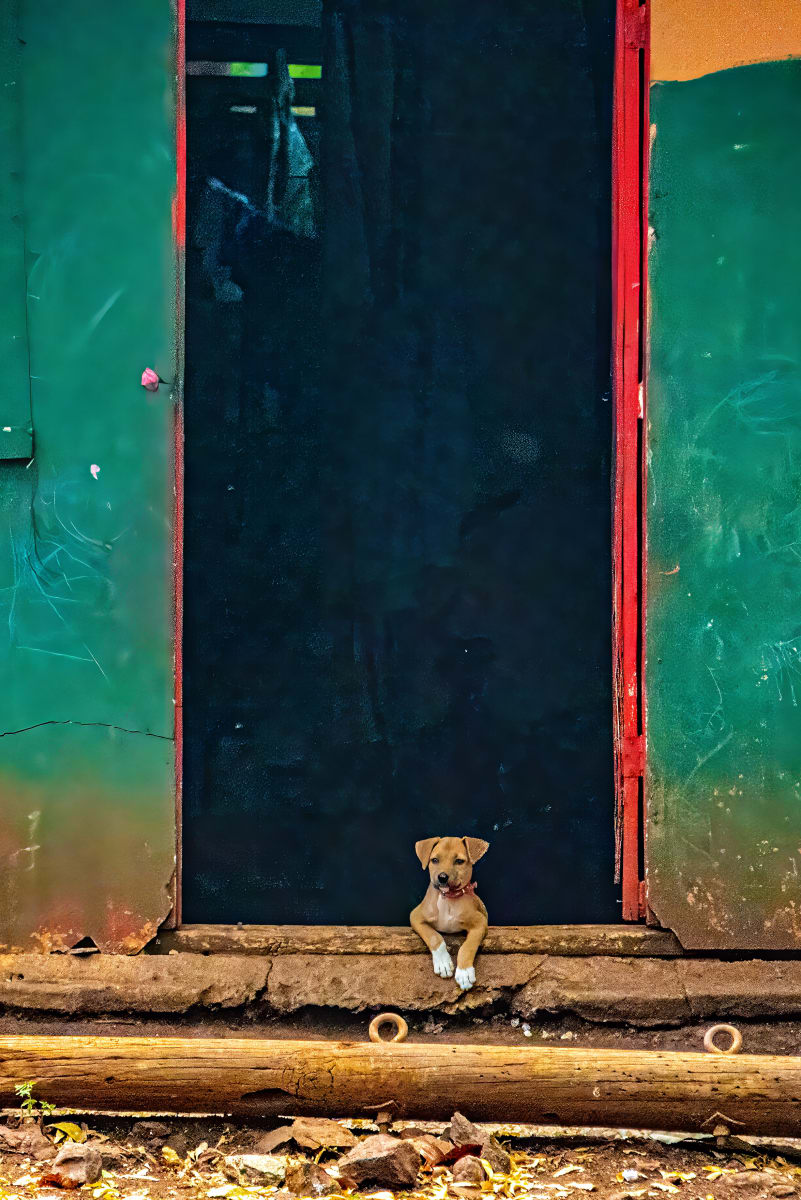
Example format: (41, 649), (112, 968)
(41, 1142), (103, 1188)
(452, 1156), (487, 1185)
(163, 1132), (188, 1159)
(771, 1186), (798, 1198)
(255, 1119), (355, 1154)
(337, 1133), (420, 1188)
(0, 1121), (55, 1161)
(224, 1153), (288, 1184)
(731, 1172), (779, 1191)
(130, 1120), (169, 1146)
(85, 1141), (125, 1171)
(254, 1127), (294, 1154)
(447, 1113), (511, 1174)
(289, 1118), (356, 1150)
(285, 1162), (342, 1196)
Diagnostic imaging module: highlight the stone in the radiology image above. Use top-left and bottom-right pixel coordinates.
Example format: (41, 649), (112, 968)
(337, 1134), (420, 1188)
(254, 1127), (293, 1154)
(770, 1186), (798, 1198)
(0, 954), (271, 1014)
(730, 1172), (779, 1191)
(163, 1132), (188, 1159)
(224, 1154), (287, 1184)
(447, 1114), (511, 1175)
(512, 958), (690, 1026)
(289, 1118), (356, 1150)
(130, 1120), (169, 1144)
(266, 954), (537, 1014)
(285, 1162), (342, 1196)
(41, 1142), (103, 1188)
(452, 1156), (486, 1185)
(0, 1121), (55, 1161)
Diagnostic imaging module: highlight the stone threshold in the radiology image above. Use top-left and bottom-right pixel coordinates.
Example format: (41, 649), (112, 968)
(2, 939), (801, 1025)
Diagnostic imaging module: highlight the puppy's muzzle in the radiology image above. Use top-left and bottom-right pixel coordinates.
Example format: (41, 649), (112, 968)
(437, 872), (449, 886)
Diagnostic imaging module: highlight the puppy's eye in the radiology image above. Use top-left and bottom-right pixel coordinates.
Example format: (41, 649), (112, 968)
(431, 858), (439, 864)
(454, 858), (466, 865)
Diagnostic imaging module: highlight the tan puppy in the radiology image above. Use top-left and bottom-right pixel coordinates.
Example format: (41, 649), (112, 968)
(410, 836), (489, 991)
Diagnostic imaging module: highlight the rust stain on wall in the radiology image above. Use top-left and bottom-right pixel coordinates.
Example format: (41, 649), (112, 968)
(652, 0), (801, 82)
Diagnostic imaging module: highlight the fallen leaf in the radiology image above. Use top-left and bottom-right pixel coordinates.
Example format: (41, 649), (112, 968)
(49, 1124), (86, 1146)
(161, 1147), (182, 1166)
(554, 1166), (582, 1178)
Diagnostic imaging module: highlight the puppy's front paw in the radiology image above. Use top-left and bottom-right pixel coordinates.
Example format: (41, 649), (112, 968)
(432, 941), (454, 978)
(455, 965), (476, 991)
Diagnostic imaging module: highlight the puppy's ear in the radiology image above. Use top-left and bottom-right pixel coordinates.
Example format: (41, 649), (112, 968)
(415, 838), (440, 869)
(463, 837), (489, 864)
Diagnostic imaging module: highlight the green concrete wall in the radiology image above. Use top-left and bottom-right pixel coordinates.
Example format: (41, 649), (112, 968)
(0, 0), (177, 951)
(646, 60), (801, 948)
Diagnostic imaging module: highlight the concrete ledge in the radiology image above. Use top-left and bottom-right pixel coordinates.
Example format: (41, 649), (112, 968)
(3, 951), (801, 1024)
(152, 924), (683, 957)
(0, 954), (271, 1014)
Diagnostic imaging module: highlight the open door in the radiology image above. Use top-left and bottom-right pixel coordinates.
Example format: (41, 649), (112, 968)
(0, 0), (179, 952)
(644, 0), (801, 948)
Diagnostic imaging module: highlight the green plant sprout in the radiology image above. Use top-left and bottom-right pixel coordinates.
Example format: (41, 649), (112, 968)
(14, 1081), (56, 1119)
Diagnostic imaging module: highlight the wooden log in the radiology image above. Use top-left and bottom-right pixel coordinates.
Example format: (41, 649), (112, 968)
(151, 923), (683, 957)
(1, 1035), (800, 1135)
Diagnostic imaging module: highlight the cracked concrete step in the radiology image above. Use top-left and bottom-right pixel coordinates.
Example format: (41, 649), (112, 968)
(3, 952), (801, 1023)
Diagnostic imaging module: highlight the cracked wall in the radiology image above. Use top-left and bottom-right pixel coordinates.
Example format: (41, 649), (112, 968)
(0, 0), (177, 952)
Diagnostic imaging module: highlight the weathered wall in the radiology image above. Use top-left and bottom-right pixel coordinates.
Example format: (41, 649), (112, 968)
(646, 1), (801, 948)
(0, 0), (177, 952)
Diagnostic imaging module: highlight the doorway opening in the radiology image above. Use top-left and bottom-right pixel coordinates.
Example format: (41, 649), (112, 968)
(181, 0), (621, 926)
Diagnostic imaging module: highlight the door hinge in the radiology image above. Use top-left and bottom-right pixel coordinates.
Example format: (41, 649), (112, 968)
(624, 2), (647, 49)
(622, 734), (644, 779)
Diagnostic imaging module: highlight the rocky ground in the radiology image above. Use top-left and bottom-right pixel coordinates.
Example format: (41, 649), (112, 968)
(1, 1108), (800, 1200)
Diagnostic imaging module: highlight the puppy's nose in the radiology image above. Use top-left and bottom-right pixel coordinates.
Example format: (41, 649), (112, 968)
(437, 872), (449, 885)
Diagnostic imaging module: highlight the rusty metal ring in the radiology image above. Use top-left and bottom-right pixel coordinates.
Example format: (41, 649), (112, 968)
(703, 1024), (743, 1055)
(368, 1013), (409, 1043)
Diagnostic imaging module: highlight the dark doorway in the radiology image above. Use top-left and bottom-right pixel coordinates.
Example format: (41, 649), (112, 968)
(182, 0), (618, 925)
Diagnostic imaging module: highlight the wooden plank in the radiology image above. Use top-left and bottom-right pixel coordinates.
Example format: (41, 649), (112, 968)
(1, 1035), (800, 1133)
(152, 924), (683, 956)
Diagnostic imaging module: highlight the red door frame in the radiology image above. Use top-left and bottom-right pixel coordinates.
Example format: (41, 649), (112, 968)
(171, 0), (186, 927)
(612, 0), (649, 920)
(170, 0), (651, 927)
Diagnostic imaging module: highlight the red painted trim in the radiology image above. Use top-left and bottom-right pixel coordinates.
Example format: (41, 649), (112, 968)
(612, 0), (648, 920)
(169, 0), (186, 928)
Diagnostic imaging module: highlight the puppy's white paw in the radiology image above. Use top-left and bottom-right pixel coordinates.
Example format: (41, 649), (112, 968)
(455, 965), (476, 991)
(432, 941), (454, 978)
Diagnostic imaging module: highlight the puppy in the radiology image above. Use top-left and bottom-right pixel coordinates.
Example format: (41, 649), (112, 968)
(410, 836), (489, 991)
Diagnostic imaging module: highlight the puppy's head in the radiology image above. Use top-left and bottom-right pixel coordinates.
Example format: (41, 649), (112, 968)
(415, 835), (490, 892)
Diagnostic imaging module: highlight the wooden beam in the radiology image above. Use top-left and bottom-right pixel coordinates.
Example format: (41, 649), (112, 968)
(151, 924), (683, 957)
(0, 1036), (799, 1135)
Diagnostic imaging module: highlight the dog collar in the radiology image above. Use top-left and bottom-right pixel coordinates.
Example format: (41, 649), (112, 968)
(440, 881), (477, 900)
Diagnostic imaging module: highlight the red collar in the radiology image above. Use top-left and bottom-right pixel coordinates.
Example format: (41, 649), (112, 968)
(439, 880), (477, 900)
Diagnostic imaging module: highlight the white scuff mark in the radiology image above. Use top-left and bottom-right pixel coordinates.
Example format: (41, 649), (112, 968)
(2, 427), (10, 432)
(733, 143), (749, 151)
(90, 463), (100, 479)
(87, 287), (124, 335)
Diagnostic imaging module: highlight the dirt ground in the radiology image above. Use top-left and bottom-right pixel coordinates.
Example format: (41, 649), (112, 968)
(1, 1112), (800, 1200)
(1, 1013), (800, 1200)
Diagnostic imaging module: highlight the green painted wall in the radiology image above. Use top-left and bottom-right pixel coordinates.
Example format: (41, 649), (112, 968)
(0, 0), (177, 951)
(646, 60), (801, 948)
